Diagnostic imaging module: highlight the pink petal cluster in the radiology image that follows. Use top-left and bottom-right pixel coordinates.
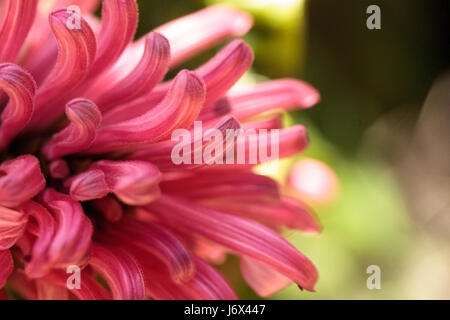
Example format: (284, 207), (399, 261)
(0, 0), (322, 300)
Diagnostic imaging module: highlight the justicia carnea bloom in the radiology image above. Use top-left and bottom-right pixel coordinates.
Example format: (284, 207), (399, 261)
(0, 0), (321, 300)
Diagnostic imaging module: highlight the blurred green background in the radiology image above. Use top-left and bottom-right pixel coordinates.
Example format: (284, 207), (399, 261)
(136, 0), (450, 299)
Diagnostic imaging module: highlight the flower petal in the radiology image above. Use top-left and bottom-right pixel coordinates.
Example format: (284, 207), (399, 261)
(103, 218), (194, 283)
(86, 0), (138, 77)
(48, 159), (70, 180)
(28, 190), (93, 276)
(161, 169), (279, 201)
(0, 0), (37, 62)
(53, 0), (101, 12)
(21, 201), (56, 278)
(68, 169), (110, 202)
(0, 63), (36, 148)
(41, 189), (94, 266)
(155, 4), (253, 67)
(35, 279), (69, 300)
(123, 244), (236, 300)
(43, 98), (101, 160)
(105, 3), (251, 87)
(201, 196), (321, 233)
(0, 205), (28, 250)
(68, 274), (110, 300)
(182, 256), (238, 300)
(0, 250), (13, 289)
(147, 195), (319, 291)
(45, 0), (138, 99)
(129, 116), (240, 171)
(89, 243), (145, 300)
(101, 40), (252, 126)
(221, 125), (309, 169)
(276, 126), (310, 159)
(196, 95), (232, 123)
(93, 160), (162, 205)
(167, 168), (319, 231)
(195, 39), (253, 107)
(0, 155), (45, 208)
(85, 70), (205, 154)
(27, 9), (97, 131)
(210, 79), (320, 121)
(42, 269), (110, 300)
(67, 160), (162, 205)
(89, 32), (170, 113)
(242, 116), (283, 131)
(20, 0), (101, 86)
(241, 257), (292, 297)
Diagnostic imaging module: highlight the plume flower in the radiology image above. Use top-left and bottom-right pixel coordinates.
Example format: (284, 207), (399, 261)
(0, 0), (322, 300)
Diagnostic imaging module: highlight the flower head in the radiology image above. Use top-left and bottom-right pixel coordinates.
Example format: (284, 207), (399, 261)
(0, 0), (321, 300)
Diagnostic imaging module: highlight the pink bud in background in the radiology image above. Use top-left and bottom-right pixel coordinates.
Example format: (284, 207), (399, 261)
(288, 158), (339, 206)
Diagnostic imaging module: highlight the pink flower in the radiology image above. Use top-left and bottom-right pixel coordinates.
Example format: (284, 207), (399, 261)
(0, 0), (322, 300)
